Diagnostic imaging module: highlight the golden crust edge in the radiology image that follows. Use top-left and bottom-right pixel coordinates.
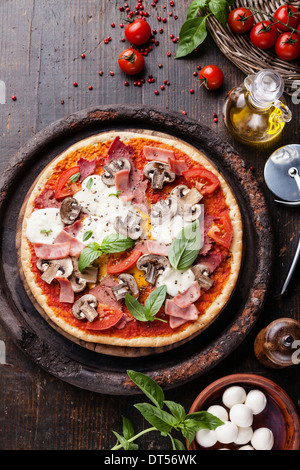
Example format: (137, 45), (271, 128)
(20, 131), (243, 348)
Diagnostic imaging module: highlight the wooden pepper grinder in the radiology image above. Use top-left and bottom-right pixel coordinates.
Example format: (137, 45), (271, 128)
(254, 318), (300, 369)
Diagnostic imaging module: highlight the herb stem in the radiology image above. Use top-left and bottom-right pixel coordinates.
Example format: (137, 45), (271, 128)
(111, 426), (157, 450)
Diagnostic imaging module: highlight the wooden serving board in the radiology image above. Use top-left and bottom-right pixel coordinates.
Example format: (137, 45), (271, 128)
(0, 105), (273, 394)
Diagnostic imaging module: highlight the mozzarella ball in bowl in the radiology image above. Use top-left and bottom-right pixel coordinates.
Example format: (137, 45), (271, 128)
(229, 404), (253, 428)
(195, 429), (217, 448)
(222, 386), (247, 408)
(207, 405), (229, 422)
(215, 421), (238, 444)
(251, 427), (274, 450)
(245, 389), (267, 415)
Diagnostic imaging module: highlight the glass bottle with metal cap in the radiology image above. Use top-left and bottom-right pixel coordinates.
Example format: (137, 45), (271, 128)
(223, 69), (292, 145)
(254, 318), (300, 368)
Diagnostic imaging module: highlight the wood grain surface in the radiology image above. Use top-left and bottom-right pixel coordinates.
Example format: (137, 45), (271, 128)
(0, 0), (299, 450)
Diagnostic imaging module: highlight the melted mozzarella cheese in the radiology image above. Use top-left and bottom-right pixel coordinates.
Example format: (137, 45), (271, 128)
(151, 214), (187, 245)
(156, 266), (195, 297)
(26, 208), (64, 244)
(73, 175), (131, 218)
(76, 215), (117, 246)
(73, 175), (135, 245)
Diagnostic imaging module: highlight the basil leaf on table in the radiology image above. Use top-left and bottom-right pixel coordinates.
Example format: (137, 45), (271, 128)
(175, 16), (208, 59)
(186, 0), (208, 20)
(208, 0), (230, 27)
(127, 369), (165, 409)
(168, 220), (201, 270)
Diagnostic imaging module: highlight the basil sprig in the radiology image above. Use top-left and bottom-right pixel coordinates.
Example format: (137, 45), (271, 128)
(78, 234), (134, 272)
(125, 285), (167, 323)
(175, 0), (235, 58)
(168, 220), (201, 271)
(111, 370), (223, 450)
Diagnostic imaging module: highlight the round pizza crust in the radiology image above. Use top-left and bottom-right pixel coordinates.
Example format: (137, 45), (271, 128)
(19, 130), (243, 351)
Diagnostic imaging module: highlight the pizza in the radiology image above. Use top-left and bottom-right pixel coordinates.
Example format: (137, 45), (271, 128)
(19, 130), (243, 350)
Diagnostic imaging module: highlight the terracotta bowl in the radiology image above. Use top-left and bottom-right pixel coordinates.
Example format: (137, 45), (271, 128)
(188, 374), (300, 450)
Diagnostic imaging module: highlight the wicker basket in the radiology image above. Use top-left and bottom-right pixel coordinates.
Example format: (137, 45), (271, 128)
(207, 0), (300, 95)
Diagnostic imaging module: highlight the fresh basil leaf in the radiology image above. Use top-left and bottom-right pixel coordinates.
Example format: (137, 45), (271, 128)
(86, 177), (93, 189)
(100, 233), (134, 253)
(185, 411), (224, 430)
(69, 172), (81, 183)
(112, 431), (130, 450)
(168, 220), (201, 270)
(83, 230), (93, 241)
(134, 403), (177, 434)
(164, 400), (186, 423)
(127, 370), (165, 409)
(175, 16), (208, 59)
(186, 0), (208, 20)
(179, 423), (197, 447)
(169, 435), (186, 450)
(208, 0), (230, 27)
(144, 285), (167, 318)
(125, 295), (148, 322)
(122, 416), (135, 440)
(78, 242), (102, 272)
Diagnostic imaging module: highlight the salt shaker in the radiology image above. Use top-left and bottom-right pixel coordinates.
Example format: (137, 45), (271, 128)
(254, 318), (300, 368)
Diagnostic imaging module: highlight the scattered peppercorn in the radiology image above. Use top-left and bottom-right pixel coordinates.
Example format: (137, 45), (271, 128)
(73, 82), (78, 87)
(11, 95), (16, 101)
(81, 53), (85, 59)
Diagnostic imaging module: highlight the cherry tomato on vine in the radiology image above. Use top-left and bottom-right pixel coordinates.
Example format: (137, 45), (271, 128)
(275, 32), (300, 61)
(198, 65), (224, 91)
(125, 19), (152, 45)
(228, 7), (254, 34)
(273, 5), (300, 32)
(250, 21), (278, 49)
(118, 48), (145, 75)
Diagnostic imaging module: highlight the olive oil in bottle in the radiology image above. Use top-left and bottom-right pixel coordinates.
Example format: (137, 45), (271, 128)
(223, 70), (292, 145)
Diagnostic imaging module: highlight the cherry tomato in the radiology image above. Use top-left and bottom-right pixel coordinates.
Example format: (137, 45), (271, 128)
(250, 21), (278, 49)
(118, 48), (145, 75)
(198, 65), (224, 91)
(125, 19), (152, 45)
(107, 250), (142, 274)
(182, 167), (220, 195)
(273, 5), (300, 32)
(298, 23), (300, 35)
(54, 166), (81, 199)
(228, 7), (254, 34)
(275, 32), (300, 61)
(207, 211), (233, 250)
(85, 304), (123, 330)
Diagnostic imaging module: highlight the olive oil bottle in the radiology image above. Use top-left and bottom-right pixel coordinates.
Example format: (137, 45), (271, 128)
(223, 69), (292, 145)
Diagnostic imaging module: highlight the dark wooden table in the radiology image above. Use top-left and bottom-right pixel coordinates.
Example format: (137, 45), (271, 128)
(0, 0), (299, 451)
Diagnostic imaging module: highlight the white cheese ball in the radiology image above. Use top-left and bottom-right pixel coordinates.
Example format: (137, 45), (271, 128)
(207, 405), (229, 422)
(234, 426), (253, 445)
(215, 421), (238, 444)
(195, 429), (217, 448)
(251, 427), (274, 450)
(229, 404), (253, 428)
(222, 386), (247, 408)
(238, 445), (254, 450)
(245, 389), (267, 415)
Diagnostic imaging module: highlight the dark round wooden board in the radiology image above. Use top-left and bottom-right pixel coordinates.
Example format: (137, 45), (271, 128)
(0, 105), (273, 395)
